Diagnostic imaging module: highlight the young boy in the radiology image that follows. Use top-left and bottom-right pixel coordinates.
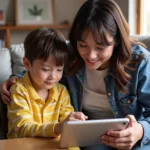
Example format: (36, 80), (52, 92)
(7, 28), (86, 139)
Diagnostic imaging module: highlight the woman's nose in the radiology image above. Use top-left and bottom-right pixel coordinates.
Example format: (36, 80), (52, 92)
(88, 49), (97, 59)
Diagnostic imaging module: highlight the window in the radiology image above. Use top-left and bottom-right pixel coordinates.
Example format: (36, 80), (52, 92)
(137, 0), (150, 34)
(143, 0), (150, 34)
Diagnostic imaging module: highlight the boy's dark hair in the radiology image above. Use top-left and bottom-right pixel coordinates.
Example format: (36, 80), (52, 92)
(24, 28), (68, 66)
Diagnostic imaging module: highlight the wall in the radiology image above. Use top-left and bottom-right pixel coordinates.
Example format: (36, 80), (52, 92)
(0, 0), (86, 45)
(114, 0), (137, 35)
(115, 0), (129, 21)
(0, 0), (137, 45)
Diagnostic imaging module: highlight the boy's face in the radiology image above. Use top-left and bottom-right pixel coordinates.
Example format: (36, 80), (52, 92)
(24, 56), (64, 90)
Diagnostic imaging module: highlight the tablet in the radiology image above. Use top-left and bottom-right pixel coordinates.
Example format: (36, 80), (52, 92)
(60, 118), (129, 148)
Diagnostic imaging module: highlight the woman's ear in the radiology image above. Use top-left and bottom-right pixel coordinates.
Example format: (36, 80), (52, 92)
(23, 57), (31, 70)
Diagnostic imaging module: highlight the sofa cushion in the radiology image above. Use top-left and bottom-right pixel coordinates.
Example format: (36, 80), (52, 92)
(0, 48), (12, 87)
(10, 44), (26, 75)
(138, 36), (150, 51)
(132, 35), (150, 51)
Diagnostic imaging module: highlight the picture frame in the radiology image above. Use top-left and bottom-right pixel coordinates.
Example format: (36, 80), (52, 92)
(0, 10), (5, 25)
(15, 0), (55, 25)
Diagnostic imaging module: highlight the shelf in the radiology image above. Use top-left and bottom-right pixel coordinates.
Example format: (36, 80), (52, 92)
(0, 24), (72, 30)
(0, 24), (72, 48)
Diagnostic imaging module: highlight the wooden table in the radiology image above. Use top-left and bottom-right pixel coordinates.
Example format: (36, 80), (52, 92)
(0, 137), (67, 150)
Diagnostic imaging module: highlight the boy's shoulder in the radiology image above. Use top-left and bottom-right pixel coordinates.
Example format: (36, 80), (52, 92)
(55, 83), (68, 92)
(10, 78), (26, 92)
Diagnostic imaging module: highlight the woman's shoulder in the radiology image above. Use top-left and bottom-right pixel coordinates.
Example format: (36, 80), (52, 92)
(132, 44), (150, 60)
(132, 44), (150, 56)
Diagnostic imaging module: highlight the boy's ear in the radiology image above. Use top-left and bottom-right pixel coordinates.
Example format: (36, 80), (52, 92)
(23, 57), (31, 70)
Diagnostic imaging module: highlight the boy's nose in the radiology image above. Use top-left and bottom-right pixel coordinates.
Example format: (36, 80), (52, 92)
(49, 72), (56, 79)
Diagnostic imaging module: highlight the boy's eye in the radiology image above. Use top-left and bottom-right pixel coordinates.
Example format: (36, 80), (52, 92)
(57, 68), (63, 72)
(42, 68), (49, 71)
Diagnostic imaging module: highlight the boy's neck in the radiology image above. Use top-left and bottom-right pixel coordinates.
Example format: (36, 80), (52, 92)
(28, 72), (49, 101)
(37, 89), (49, 101)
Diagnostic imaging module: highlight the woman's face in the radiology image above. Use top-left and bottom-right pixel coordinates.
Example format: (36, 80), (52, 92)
(77, 31), (115, 70)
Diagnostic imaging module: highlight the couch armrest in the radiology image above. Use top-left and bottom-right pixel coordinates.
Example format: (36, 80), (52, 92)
(10, 44), (26, 75)
(0, 48), (12, 88)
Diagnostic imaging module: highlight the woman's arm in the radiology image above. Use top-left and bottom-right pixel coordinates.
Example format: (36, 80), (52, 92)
(1, 70), (27, 104)
(101, 52), (150, 149)
(101, 115), (144, 149)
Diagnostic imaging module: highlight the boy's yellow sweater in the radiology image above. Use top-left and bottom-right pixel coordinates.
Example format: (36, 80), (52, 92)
(8, 72), (74, 138)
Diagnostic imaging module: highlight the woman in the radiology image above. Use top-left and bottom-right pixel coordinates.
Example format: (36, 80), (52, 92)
(1, 0), (150, 149)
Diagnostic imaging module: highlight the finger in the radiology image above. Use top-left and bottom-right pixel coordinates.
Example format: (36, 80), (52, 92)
(2, 84), (10, 96)
(85, 116), (88, 120)
(3, 100), (10, 105)
(2, 90), (10, 97)
(101, 134), (132, 143)
(80, 113), (88, 120)
(107, 127), (132, 138)
(2, 98), (10, 105)
(101, 139), (132, 150)
(71, 112), (88, 121)
(3, 96), (11, 104)
(126, 115), (137, 127)
(10, 77), (19, 83)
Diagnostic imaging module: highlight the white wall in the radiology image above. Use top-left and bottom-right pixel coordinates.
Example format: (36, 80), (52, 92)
(128, 0), (137, 35)
(0, 0), (86, 45)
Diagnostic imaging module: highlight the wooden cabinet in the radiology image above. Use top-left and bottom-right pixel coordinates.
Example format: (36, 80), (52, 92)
(0, 24), (71, 48)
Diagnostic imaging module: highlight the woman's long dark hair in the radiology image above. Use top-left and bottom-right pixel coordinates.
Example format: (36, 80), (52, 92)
(68, 0), (143, 92)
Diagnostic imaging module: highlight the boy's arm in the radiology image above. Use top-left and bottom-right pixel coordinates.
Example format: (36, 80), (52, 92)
(8, 88), (58, 138)
(59, 86), (74, 122)
(53, 86), (74, 135)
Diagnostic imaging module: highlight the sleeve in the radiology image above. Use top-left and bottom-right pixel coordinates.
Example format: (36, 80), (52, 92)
(10, 70), (27, 78)
(8, 88), (58, 138)
(59, 86), (74, 122)
(68, 147), (80, 150)
(136, 56), (150, 146)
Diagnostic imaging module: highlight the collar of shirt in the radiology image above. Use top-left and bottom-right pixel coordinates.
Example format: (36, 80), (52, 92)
(22, 72), (58, 103)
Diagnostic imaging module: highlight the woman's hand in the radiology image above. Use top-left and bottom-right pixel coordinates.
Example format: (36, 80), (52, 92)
(54, 112), (88, 135)
(1, 76), (19, 104)
(101, 115), (144, 150)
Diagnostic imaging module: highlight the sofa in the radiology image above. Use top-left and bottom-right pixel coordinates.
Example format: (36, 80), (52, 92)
(0, 44), (25, 139)
(0, 35), (150, 139)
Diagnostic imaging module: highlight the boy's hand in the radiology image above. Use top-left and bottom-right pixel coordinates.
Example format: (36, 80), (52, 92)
(1, 76), (19, 104)
(66, 112), (88, 121)
(54, 112), (88, 135)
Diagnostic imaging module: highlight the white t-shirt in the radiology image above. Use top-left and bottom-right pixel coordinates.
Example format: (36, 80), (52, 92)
(82, 67), (114, 120)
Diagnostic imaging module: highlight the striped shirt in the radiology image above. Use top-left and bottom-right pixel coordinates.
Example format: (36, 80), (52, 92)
(7, 72), (74, 139)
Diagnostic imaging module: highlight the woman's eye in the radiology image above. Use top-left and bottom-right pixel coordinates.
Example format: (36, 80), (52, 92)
(57, 69), (63, 72)
(79, 44), (87, 48)
(97, 47), (105, 51)
(57, 67), (64, 71)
